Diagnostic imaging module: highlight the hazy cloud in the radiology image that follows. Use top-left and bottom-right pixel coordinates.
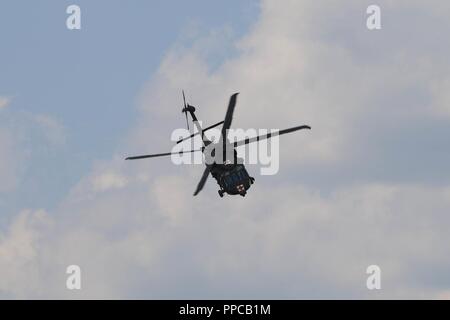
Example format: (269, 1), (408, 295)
(91, 172), (129, 193)
(0, 97), (10, 110)
(0, 210), (52, 298)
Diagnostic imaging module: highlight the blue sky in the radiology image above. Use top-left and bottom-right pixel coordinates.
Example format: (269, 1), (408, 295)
(0, 0), (259, 215)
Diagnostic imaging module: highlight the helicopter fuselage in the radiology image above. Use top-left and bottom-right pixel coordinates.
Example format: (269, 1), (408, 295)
(210, 162), (254, 197)
(187, 106), (256, 197)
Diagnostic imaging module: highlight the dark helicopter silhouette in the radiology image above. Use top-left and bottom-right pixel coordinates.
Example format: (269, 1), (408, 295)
(126, 92), (311, 197)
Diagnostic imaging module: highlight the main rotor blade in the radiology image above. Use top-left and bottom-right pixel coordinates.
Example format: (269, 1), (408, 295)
(221, 93), (239, 140)
(125, 148), (202, 160)
(233, 125), (311, 147)
(176, 121), (225, 144)
(193, 165), (211, 196)
(185, 111), (190, 131)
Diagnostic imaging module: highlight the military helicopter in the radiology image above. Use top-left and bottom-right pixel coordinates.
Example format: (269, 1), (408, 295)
(125, 92), (311, 197)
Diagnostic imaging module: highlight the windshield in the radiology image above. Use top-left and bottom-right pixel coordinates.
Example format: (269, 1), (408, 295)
(223, 167), (249, 188)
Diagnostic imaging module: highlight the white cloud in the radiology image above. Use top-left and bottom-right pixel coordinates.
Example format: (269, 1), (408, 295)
(0, 97), (10, 110)
(0, 210), (52, 298)
(2, 183), (450, 299)
(91, 172), (128, 193)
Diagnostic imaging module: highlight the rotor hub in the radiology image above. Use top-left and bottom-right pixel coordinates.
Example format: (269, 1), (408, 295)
(182, 105), (196, 113)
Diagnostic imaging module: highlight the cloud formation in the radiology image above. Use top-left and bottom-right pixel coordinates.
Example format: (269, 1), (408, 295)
(1, 0), (450, 299)
(0, 99), (67, 195)
(0, 97), (10, 110)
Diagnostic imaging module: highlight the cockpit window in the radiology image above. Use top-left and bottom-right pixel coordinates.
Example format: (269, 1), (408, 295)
(224, 168), (246, 186)
(223, 175), (233, 188)
(222, 166), (250, 189)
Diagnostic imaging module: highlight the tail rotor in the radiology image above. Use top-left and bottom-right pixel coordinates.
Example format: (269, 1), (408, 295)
(182, 90), (190, 131)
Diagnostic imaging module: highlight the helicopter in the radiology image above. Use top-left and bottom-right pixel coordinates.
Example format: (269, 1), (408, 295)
(125, 92), (311, 197)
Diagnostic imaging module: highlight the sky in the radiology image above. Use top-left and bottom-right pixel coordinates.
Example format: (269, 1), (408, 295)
(1, 0), (450, 299)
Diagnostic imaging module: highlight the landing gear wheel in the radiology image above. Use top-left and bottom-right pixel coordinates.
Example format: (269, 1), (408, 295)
(218, 190), (224, 198)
